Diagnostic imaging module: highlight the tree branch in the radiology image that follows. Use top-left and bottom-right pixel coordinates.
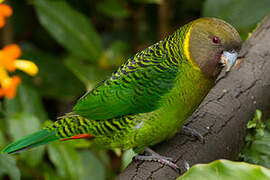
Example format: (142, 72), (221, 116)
(117, 14), (270, 180)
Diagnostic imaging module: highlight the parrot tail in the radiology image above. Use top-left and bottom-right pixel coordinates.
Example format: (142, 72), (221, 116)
(2, 115), (93, 154)
(2, 130), (60, 154)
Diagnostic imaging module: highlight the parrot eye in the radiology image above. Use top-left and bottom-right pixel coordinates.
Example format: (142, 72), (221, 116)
(211, 36), (220, 44)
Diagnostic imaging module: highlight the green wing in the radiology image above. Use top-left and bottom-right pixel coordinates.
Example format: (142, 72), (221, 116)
(73, 42), (180, 120)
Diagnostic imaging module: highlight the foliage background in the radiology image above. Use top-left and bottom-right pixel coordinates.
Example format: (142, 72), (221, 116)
(0, 0), (269, 179)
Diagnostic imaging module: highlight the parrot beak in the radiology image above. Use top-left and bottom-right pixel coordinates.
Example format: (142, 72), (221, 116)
(220, 51), (238, 72)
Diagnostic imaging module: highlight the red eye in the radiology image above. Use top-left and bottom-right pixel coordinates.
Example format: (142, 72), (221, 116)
(211, 36), (220, 44)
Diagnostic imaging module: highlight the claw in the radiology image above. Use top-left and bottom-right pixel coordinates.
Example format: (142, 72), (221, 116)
(180, 126), (205, 143)
(133, 148), (181, 172)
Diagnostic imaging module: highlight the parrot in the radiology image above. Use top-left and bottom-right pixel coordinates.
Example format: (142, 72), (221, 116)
(2, 17), (242, 170)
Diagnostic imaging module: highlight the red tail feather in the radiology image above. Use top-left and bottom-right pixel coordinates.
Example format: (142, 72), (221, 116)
(61, 134), (93, 141)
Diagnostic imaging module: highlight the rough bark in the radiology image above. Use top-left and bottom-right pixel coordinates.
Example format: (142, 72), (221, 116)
(117, 15), (270, 180)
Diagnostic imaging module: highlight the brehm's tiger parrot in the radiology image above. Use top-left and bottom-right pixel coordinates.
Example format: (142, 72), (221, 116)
(2, 17), (242, 170)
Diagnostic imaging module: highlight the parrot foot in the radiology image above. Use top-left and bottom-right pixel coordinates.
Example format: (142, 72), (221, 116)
(180, 126), (205, 143)
(133, 148), (181, 172)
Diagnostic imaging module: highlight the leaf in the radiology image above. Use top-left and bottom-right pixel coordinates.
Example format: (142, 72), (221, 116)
(5, 82), (48, 122)
(64, 40), (130, 88)
(240, 118), (270, 169)
(202, 0), (270, 40)
(79, 149), (106, 180)
(0, 154), (21, 180)
(247, 110), (262, 128)
(33, 0), (103, 61)
(96, 0), (129, 18)
(21, 43), (85, 99)
(7, 112), (45, 167)
(246, 109), (265, 136)
(3, 82), (47, 167)
(43, 162), (65, 180)
(48, 141), (105, 180)
(44, 169), (64, 180)
(64, 55), (111, 89)
(98, 40), (130, 69)
(178, 159), (270, 180)
(0, 105), (7, 149)
(0, 108), (6, 134)
(48, 142), (83, 179)
(0, 128), (7, 147)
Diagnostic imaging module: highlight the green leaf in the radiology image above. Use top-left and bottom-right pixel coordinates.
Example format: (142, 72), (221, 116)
(5, 82), (48, 122)
(79, 150), (106, 180)
(0, 128), (7, 147)
(240, 118), (270, 169)
(96, 0), (129, 18)
(0, 154), (21, 180)
(43, 162), (65, 180)
(64, 41), (130, 89)
(0, 110), (6, 134)
(99, 40), (130, 69)
(7, 112), (45, 167)
(44, 169), (64, 180)
(247, 110), (262, 128)
(202, 0), (270, 40)
(48, 141), (105, 180)
(21, 44), (85, 99)
(244, 109), (265, 141)
(48, 142), (83, 179)
(178, 159), (270, 180)
(247, 110), (265, 134)
(33, 0), (103, 61)
(64, 55), (111, 89)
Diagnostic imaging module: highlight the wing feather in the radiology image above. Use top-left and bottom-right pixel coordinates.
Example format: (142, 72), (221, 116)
(73, 42), (179, 120)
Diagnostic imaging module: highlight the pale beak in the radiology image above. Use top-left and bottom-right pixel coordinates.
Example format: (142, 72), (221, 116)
(220, 51), (238, 72)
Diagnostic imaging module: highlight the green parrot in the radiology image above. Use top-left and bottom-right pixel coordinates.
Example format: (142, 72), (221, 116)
(2, 17), (241, 170)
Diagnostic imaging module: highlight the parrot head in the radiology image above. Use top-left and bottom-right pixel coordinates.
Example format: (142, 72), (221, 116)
(185, 17), (242, 77)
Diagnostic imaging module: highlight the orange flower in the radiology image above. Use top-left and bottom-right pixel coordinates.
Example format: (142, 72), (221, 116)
(0, 74), (21, 98)
(0, 44), (38, 99)
(0, 2), (37, 99)
(0, 44), (21, 71)
(0, 3), (12, 28)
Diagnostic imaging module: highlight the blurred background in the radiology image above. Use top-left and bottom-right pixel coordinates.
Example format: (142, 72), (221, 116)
(0, 0), (269, 179)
